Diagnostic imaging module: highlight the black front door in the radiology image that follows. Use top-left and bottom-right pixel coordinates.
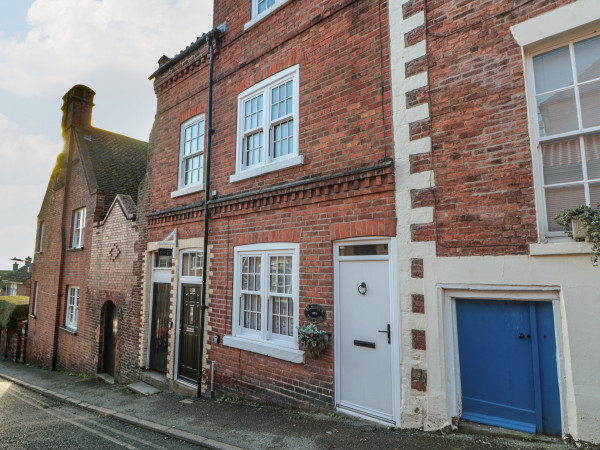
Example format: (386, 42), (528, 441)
(178, 285), (201, 382)
(102, 302), (117, 377)
(150, 283), (170, 373)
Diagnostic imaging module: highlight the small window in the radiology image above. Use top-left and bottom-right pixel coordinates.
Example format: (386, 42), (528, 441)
(178, 115), (205, 190)
(32, 282), (38, 316)
(529, 34), (600, 235)
(231, 243), (299, 347)
(72, 208), (86, 248)
(9, 283), (17, 296)
(181, 251), (203, 278)
(38, 222), (44, 253)
(232, 66), (301, 181)
(156, 253), (172, 268)
(66, 287), (79, 330)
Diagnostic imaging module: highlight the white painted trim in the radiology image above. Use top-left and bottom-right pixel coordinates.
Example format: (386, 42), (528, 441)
(223, 335), (304, 363)
(510, 0), (600, 48)
(245, 0), (291, 31)
(178, 115), (206, 191)
(229, 155), (303, 183)
(530, 241), (592, 256)
(441, 287), (568, 437)
(225, 242), (301, 359)
(333, 237), (400, 426)
(233, 65), (300, 180)
(171, 184), (205, 198)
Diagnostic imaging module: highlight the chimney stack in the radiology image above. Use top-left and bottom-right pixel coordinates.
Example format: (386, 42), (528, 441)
(13, 262), (18, 271)
(61, 85), (96, 131)
(25, 256), (32, 266)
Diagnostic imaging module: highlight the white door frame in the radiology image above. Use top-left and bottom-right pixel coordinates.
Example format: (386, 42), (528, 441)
(333, 237), (400, 426)
(145, 251), (172, 369)
(440, 285), (567, 437)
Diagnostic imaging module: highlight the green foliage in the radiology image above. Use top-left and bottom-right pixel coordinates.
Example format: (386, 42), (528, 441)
(555, 205), (600, 265)
(297, 323), (328, 348)
(0, 296), (29, 329)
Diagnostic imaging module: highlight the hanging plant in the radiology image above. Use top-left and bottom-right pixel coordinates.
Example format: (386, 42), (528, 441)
(298, 323), (329, 358)
(555, 205), (600, 266)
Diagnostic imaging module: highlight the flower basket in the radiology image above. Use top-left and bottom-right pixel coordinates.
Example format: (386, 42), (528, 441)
(555, 205), (600, 265)
(298, 324), (329, 358)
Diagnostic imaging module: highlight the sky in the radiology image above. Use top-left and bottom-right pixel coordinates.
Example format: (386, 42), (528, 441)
(0, 0), (212, 270)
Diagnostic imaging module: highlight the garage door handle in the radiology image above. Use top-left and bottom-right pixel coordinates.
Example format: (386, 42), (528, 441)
(378, 324), (391, 344)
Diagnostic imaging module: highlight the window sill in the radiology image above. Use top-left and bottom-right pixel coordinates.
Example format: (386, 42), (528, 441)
(223, 335), (304, 363)
(530, 241), (592, 256)
(230, 155), (304, 183)
(171, 184), (205, 199)
(67, 247), (84, 252)
(244, 0), (291, 31)
(60, 326), (77, 335)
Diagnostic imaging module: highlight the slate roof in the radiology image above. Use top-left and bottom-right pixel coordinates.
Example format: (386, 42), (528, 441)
(3, 264), (33, 283)
(75, 127), (148, 217)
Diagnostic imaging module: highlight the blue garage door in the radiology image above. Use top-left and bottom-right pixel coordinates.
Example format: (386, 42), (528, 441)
(456, 299), (561, 435)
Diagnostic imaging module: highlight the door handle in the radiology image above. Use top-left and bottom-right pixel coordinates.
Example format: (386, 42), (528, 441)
(518, 333), (524, 339)
(378, 324), (391, 344)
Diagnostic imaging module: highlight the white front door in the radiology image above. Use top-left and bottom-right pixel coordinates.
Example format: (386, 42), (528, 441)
(334, 240), (395, 423)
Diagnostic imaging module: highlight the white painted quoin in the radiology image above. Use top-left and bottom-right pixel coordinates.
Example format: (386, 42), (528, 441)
(388, 0), (600, 444)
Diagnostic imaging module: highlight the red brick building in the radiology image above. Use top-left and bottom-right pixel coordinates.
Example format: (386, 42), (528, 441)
(388, 0), (600, 443)
(139, 0), (397, 416)
(26, 85), (148, 382)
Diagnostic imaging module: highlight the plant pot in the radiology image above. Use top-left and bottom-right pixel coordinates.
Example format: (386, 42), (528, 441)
(300, 340), (327, 358)
(572, 219), (588, 241)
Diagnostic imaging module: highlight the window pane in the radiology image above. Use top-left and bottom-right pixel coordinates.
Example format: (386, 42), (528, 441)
(182, 252), (203, 277)
(339, 244), (389, 256)
(537, 88), (578, 137)
(575, 35), (600, 83)
(533, 45), (573, 94)
(271, 296), (293, 337)
(541, 138), (583, 185)
(590, 183), (600, 208)
(580, 81), (600, 129)
(585, 133), (600, 180)
(545, 186), (586, 231)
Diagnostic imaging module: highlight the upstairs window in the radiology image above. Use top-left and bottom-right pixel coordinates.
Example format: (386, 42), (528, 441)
(72, 208), (86, 248)
(37, 222), (44, 253)
(530, 34), (600, 235)
(178, 115), (205, 190)
(232, 65), (301, 182)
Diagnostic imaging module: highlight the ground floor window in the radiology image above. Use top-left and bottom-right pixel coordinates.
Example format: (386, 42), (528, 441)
(231, 243), (299, 347)
(66, 286), (79, 331)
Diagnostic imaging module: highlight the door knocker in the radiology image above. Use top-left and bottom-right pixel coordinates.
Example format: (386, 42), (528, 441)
(358, 282), (367, 295)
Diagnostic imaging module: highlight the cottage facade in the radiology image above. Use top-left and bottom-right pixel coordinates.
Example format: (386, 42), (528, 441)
(389, 0), (600, 444)
(26, 85), (148, 382)
(140, 0), (397, 416)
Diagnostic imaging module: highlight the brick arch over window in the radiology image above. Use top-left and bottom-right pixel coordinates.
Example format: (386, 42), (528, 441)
(233, 228), (301, 247)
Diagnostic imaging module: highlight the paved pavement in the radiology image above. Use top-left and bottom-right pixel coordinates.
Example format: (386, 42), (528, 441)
(0, 360), (574, 449)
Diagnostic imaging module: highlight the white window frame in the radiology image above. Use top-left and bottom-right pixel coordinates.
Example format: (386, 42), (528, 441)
(8, 283), (17, 296)
(179, 250), (204, 283)
(173, 115), (206, 198)
(231, 65), (302, 182)
(245, 0), (291, 31)
(525, 30), (600, 240)
(32, 282), (38, 316)
(66, 286), (79, 331)
(38, 222), (44, 253)
(224, 243), (303, 363)
(72, 208), (86, 248)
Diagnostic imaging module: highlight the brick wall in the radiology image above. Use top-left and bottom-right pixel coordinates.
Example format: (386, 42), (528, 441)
(424, 0), (578, 256)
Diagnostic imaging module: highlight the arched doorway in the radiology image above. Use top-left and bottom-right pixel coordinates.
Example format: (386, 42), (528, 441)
(102, 302), (117, 377)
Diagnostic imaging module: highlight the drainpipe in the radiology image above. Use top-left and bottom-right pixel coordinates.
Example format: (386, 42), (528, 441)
(197, 28), (219, 398)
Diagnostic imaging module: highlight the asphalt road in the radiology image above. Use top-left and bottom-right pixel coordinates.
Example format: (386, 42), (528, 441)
(0, 379), (200, 449)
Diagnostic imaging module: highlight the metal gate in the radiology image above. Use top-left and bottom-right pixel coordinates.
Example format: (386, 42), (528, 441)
(150, 283), (170, 373)
(102, 302), (117, 377)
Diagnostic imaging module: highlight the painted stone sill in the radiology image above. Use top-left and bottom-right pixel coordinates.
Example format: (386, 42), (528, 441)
(229, 155), (304, 183)
(170, 184), (205, 199)
(530, 241), (592, 256)
(243, 0), (291, 31)
(59, 326), (77, 335)
(223, 335), (304, 364)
